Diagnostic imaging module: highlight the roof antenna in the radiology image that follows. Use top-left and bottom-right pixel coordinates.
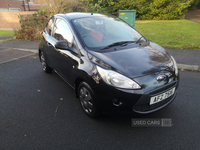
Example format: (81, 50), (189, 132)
(84, 0), (93, 15)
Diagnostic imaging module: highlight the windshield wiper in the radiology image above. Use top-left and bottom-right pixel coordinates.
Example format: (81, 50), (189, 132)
(135, 36), (144, 44)
(101, 41), (135, 50)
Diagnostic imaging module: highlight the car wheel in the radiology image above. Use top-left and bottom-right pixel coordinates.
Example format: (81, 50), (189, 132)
(39, 51), (52, 73)
(78, 82), (100, 118)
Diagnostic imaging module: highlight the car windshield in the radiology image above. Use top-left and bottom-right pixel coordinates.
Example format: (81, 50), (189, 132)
(72, 16), (146, 49)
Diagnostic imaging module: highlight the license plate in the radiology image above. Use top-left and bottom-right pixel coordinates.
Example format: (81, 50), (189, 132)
(150, 87), (175, 105)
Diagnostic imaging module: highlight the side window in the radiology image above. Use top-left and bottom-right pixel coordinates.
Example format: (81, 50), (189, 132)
(53, 19), (73, 47)
(45, 17), (55, 35)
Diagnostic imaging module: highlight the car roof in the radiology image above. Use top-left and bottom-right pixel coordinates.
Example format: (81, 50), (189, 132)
(55, 12), (115, 20)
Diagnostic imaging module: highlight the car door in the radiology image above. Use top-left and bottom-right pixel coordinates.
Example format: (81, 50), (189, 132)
(50, 17), (80, 86)
(42, 16), (57, 68)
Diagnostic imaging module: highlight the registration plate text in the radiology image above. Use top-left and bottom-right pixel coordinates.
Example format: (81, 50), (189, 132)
(150, 87), (175, 105)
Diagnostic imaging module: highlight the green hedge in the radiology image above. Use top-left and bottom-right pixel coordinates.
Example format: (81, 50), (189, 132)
(87, 0), (195, 20)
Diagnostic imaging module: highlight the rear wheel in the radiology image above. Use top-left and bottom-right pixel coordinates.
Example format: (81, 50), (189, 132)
(39, 51), (52, 73)
(78, 82), (100, 118)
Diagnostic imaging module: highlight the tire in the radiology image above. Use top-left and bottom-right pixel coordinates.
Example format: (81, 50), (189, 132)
(39, 51), (52, 73)
(78, 82), (100, 118)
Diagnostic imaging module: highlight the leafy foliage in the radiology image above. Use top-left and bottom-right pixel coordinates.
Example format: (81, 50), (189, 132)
(87, 0), (195, 20)
(14, 9), (49, 40)
(85, 0), (116, 14)
(189, 0), (200, 10)
(14, 0), (87, 40)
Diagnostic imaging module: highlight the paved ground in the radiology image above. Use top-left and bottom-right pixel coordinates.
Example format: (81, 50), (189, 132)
(0, 35), (14, 43)
(0, 40), (39, 64)
(166, 48), (200, 66)
(185, 9), (200, 23)
(0, 55), (200, 150)
(0, 40), (39, 50)
(0, 10), (200, 149)
(0, 49), (34, 64)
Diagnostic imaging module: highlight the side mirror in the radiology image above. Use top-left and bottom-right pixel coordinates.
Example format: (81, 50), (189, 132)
(55, 40), (78, 55)
(55, 41), (69, 50)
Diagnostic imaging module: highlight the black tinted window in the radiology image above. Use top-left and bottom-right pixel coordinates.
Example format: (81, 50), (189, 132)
(46, 17), (55, 35)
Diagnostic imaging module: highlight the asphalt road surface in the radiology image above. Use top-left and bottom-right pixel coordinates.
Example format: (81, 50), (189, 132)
(1, 55), (200, 150)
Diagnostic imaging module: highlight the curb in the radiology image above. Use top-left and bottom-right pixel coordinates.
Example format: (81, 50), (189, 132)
(177, 64), (200, 72)
(0, 53), (37, 65)
(14, 48), (38, 54)
(0, 36), (14, 43)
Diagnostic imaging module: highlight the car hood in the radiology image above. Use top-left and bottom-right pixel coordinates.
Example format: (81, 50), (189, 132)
(89, 42), (172, 78)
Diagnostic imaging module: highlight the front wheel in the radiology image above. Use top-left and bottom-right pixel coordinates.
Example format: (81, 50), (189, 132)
(39, 51), (52, 73)
(78, 82), (100, 118)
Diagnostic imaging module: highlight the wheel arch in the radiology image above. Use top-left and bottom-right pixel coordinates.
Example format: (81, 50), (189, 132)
(75, 78), (85, 98)
(74, 70), (100, 98)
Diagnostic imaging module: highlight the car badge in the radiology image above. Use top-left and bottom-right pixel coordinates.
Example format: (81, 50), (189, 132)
(157, 75), (166, 81)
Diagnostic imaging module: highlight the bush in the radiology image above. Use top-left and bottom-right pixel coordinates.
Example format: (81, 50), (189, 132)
(14, 11), (47, 40)
(87, 0), (195, 20)
(86, 0), (116, 15)
(14, 0), (87, 40)
(189, 0), (200, 10)
(141, 0), (195, 20)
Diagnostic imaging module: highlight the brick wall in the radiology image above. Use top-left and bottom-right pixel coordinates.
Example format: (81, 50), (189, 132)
(0, 0), (41, 11)
(0, 0), (24, 11)
(0, 12), (36, 29)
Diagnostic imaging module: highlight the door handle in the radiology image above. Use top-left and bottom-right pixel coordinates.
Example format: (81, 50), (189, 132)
(47, 42), (51, 46)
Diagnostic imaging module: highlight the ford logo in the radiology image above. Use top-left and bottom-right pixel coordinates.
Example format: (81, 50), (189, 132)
(157, 75), (166, 81)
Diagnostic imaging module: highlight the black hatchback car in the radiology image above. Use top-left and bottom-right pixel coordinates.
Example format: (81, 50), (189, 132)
(39, 12), (179, 118)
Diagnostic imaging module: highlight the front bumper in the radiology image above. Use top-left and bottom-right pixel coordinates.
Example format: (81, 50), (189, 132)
(92, 80), (179, 116)
(133, 81), (178, 114)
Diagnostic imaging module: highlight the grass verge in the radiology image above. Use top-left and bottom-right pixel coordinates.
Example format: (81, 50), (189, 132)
(135, 19), (200, 50)
(0, 30), (14, 36)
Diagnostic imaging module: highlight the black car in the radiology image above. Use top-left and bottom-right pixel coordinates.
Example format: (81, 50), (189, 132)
(39, 12), (179, 118)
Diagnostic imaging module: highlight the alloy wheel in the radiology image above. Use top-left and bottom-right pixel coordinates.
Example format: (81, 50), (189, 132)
(79, 87), (94, 114)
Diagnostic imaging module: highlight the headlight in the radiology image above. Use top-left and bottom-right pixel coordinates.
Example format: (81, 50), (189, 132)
(96, 66), (141, 89)
(171, 56), (178, 76)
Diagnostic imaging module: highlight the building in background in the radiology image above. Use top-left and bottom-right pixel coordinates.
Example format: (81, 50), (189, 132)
(0, 0), (41, 12)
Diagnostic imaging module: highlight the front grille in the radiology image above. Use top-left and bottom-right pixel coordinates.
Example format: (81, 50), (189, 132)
(133, 95), (173, 112)
(149, 82), (177, 96)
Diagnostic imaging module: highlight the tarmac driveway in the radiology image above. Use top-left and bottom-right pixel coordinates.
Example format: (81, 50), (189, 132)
(0, 55), (200, 150)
